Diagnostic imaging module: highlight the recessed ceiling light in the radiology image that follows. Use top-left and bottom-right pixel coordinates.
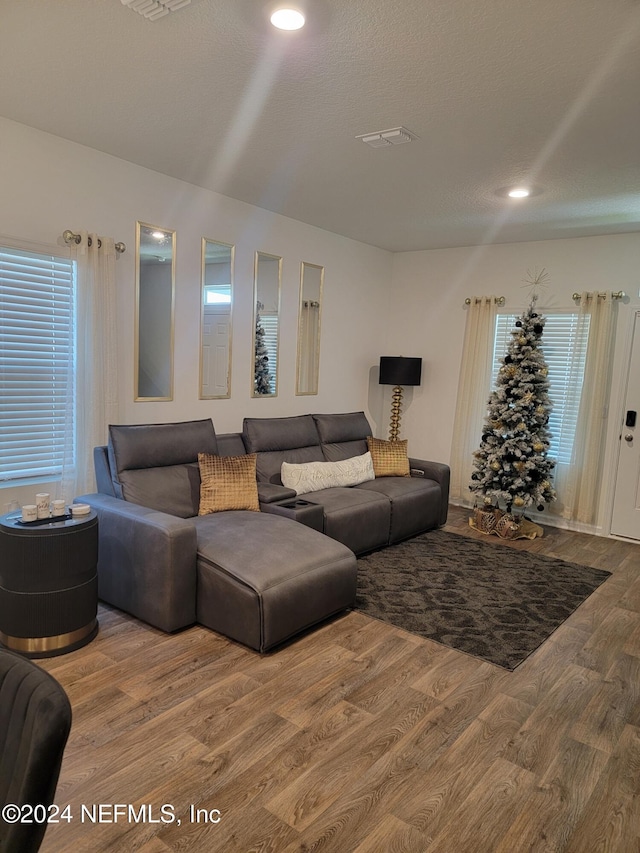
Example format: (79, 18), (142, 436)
(270, 8), (305, 29)
(495, 185), (542, 199)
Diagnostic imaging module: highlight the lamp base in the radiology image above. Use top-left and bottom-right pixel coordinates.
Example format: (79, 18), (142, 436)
(388, 385), (403, 441)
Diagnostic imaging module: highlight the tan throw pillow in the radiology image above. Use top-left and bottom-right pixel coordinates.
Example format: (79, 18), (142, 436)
(198, 453), (260, 514)
(366, 436), (410, 477)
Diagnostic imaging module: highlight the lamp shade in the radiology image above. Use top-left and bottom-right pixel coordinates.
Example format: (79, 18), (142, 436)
(379, 356), (422, 387)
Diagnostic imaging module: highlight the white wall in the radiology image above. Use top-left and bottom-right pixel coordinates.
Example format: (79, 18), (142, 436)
(0, 117), (393, 507)
(3, 116), (639, 533)
(388, 234), (640, 532)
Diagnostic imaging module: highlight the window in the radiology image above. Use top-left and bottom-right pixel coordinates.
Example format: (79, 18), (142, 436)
(0, 245), (76, 485)
(492, 311), (590, 464)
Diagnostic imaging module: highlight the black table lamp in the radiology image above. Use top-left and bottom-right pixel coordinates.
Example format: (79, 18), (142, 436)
(379, 356), (422, 441)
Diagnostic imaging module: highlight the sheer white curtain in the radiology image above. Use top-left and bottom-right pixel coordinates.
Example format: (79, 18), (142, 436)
(60, 232), (118, 500)
(557, 291), (616, 524)
(449, 296), (498, 504)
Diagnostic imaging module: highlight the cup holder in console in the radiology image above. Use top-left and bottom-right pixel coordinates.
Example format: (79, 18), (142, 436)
(273, 498), (323, 532)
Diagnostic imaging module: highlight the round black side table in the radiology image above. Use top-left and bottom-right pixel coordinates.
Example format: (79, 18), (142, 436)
(0, 510), (99, 658)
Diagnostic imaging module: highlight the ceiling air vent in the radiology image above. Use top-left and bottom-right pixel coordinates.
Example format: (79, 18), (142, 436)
(356, 127), (416, 148)
(120, 0), (191, 21)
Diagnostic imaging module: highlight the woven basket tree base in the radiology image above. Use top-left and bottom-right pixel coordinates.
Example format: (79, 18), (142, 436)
(469, 508), (544, 540)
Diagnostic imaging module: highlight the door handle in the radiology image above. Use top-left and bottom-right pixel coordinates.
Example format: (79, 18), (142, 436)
(624, 433), (634, 443)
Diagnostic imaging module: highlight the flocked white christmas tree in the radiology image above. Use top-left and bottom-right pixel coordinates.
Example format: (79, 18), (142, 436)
(470, 277), (557, 516)
(254, 302), (274, 395)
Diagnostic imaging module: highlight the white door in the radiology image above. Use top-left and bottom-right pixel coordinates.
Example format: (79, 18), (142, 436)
(611, 310), (640, 539)
(201, 305), (231, 397)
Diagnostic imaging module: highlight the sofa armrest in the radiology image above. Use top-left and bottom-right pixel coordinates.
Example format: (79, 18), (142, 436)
(93, 446), (116, 497)
(77, 493), (198, 633)
(257, 482), (297, 504)
(408, 459), (450, 526)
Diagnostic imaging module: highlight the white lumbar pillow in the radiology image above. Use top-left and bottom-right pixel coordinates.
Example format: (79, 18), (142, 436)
(281, 452), (375, 495)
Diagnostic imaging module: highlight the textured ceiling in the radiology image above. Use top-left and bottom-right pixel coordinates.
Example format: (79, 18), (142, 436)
(1, 0), (640, 252)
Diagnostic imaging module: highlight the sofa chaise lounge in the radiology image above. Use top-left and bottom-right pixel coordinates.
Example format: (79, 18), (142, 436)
(81, 412), (449, 652)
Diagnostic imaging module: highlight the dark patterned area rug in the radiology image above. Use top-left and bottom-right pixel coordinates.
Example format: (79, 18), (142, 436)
(356, 529), (611, 670)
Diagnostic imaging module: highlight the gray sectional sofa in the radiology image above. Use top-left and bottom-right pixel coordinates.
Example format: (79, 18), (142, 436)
(82, 411), (449, 652)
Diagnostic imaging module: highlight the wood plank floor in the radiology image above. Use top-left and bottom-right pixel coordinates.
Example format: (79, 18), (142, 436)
(36, 506), (640, 853)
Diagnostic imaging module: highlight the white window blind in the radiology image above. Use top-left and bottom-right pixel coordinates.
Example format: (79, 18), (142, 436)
(492, 311), (590, 465)
(0, 246), (76, 483)
(261, 313), (278, 394)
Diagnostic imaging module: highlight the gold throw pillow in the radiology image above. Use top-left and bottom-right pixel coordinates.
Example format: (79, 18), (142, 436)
(366, 436), (410, 477)
(198, 452), (260, 514)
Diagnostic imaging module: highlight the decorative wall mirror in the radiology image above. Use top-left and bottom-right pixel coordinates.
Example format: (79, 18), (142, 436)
(296, 262), (324, 395)
(134, 222), (175, 401)
(252, 251), (281, 397)
(200, 238), (234, 399)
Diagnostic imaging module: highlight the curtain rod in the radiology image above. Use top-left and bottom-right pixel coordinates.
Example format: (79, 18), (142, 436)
(464, 296), (506, 306)
(572, 291), (625, 301)
(63, 230), (126, 254)
(463, 292), (625, 308)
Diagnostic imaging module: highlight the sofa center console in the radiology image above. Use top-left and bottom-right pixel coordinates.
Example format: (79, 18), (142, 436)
(262, 498), (324, 532)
